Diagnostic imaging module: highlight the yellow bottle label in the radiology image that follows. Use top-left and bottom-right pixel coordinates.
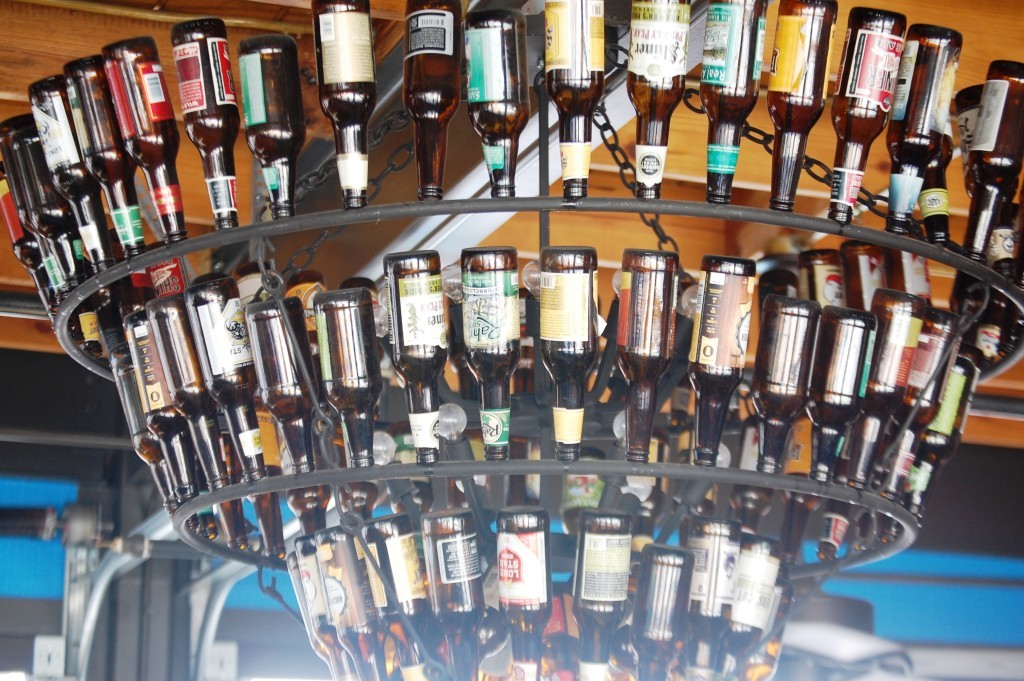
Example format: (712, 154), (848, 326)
(545, 0), (604, 73)
(79, 311), (99, 343)
(560, 142), (592, 181)
(286, 281), (326, 331)
(256, 408), (283, 469)
(317, 11), (375, 84)
(768, 15), (811, 93)
(540, 270), (592, 341)
(552, 406), (585, 445)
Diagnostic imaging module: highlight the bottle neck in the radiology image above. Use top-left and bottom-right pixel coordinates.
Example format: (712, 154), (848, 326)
(770, 129), (809, 212)
(412, 117), (450, 201)
(341, 407), (376, 468)
(756, 415), (793, 474)
(625, 379), (659, 463)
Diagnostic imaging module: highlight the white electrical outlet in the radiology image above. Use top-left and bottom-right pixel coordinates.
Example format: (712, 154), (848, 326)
(203, 641), (238, 681)
(32, 636), (65, 679)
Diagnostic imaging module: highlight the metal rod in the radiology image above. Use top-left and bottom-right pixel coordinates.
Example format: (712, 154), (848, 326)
(0, 426), (134, 451)
(0, 290), (49, 320)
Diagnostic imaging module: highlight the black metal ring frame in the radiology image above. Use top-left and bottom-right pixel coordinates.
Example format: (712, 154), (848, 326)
(55, 196), (1024, 381)
(170, 458), (919, 578)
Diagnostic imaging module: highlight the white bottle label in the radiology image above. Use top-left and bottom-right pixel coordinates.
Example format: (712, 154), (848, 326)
(971, 79), (1008, 153)
(731, 549), (781, 630)
(196, 298), (254, 375)
(31, 97), (80, 169)
(408, 410), (440, 450)
(578, 533), (631, 602)
(627, 2), (690, 81)
(687, 532), (739, 614)
(497, 531), (548, 606)
(634, 144), (668, 187)
(319, 11), (375, 83)
(406, 10), (455, 57)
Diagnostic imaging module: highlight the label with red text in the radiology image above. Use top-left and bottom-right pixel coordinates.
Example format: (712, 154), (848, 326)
(497, 530), (548, 607)
(137, 62), (174, 122)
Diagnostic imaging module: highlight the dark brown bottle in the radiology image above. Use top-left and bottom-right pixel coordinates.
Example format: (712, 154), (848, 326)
(171, 18), (241, 230)
(805, 306), (875, 482)
(765, 0), (838, 212)
(884, 25), (962, 235)
(918, 124), (954, 245)
(362, 513), (443, 676)
(959, 61), (1024, 271)
(64, 56), (146, 257)
(797, 248), (845, 306)
(572, 510), (632, 681)
(314, 0), (377, 209)
(684, 518), (741, 680)
(123, 310), (202, 511)
(700, 0), (768, 204)
(315, 527), (390, 681)
(839, 240), (887, 312)
(828, 7), (907, 224)
(497, 507), (552, 681)
(404, 0), (463, 200)
(102, 37), (187, 243)
(751, 295), (820, 473)
(688, 255), (756, 466)
(539, 247), (599, 461)
(28, 75), (115, 272)
(905, 347), (980, 518)
(465, 8), (530, 198)
(953, 83), (984, 198)
(968, 289), (1014, 367)
(144, 294), (248, 549)
(877, 306), (959, 499)
(722, 534), (783, 674)
(461, 247), (520, 460)
(842, 288), (926, 489)
(247, 297), (330, 535)
(183, 275), (286, 559)
(238, 35), (306, 219)
(0, 163), (53, 317)
(384, 251), (447, 464)
(732, 414), (773, 533)
(314, 288), (383, 468)
(737, 577), (791, 681)
(618, 249), (679, 462)
(631, 544), (694, 681)
(422, 508), (485, 681)
(545, 0), (605, 199)
(816, 498), (850, 560)
(626, 0), (690, 199)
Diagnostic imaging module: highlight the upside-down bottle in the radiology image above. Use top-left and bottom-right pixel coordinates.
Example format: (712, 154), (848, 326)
(631, 544), (695, 681)
(497, 507), (552, 681)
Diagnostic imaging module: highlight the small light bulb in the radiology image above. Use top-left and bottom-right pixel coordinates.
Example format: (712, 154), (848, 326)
(612, 410), (626, 442)
(611, 269), (623, 296)
(373, 303), (390, 338)
(373, 431), (397, 465)
(437, 403), (468, 441)
(521, 260), (541, 298)
(678, 284), (699, 319)
(441, 262), (464, 303)
(716, 442), (732, 468)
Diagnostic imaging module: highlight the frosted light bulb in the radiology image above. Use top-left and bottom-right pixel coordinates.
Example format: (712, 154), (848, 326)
(716, 442), (731, 468)
(521, 260), (541, 297)
(612, 410), (626, 443)
(441, 262), (464, 303)
(611, 269), (623, 296)
(678, 283), (699, 319)
(373, 303), (390, 338)
(373, 431), (397, 466)
(438, 403), (468, 441)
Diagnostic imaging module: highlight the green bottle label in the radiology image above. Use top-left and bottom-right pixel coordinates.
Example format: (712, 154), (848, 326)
(43, 254), (65, 289)
(482, 144), (506, 171)
(239, 52), (267, 126)
(707, 143), (740, 174)
(466, 26), (508, 103)
(701, 3), (742, 86)
(261, 166), (280, 191)
(111, 205), (144, 247)
(315, 312), (333, 382)
(480, 408), (511, 447)
(72, 239), (85, 261)
(929, 369), (967, 436)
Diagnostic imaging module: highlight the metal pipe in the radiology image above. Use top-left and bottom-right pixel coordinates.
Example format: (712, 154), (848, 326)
(0, 290), (49, 320)
(0, 426), (133, 451)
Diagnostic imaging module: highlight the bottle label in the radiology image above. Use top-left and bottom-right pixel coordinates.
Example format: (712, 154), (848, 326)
(855, 253), (883, 311)
(481, 408), (511, 447)
(65, 81), (93, 157)
(463, 269), (519, 348)
(701, 3), (743, 87)
(888, 172), (924, 218)
(31, 96), (81, 170)
(481, 144), (506, 171)
(830, 167), (864, 208)
(874, 313), (921, 389)
(73, 239), (85, 262)
(385, 533), (427, 603)
(195, 297), (254, 374)
(148, 258), (188, 298)
(561, 472), (604, 511)
(976, 323), (1001, 360)
(400, 665), (428, 681)
(237, 427), (264, 460)
(907, 331), (943, 390)
(617, 269), (677, 354)
(0, 179), (24, 243)
(930, 368), (968, 436)
(894, 429), (917, 480)
(918, 188), (949, 219)
(627, 1), (690, 81)
(261, 166), (279, 192)
(754, 15), (766, 77)
(319, 11), (375, 83)
(579, 532), (631, 601)
(104, 60), (138, 139)
(689, 268), (754, 369)
(130, 322), (169, 411)
(540, 270), (592, 341)
(77, 222), (103, 258)
(579, 663), (611, 681)
(409, 410), (440, 450)
(239, 52), (268, 126)
(685, 667), (723, 681)
(511, 662), (540, 681)
(136, 62), (174, 122)
(206, 175), (238, 216)
(890, 39), (918, 121)
(497, 530), (548, 606)
(173, 42), (208, 113)
(79, 311), (100, 343)
(956, 104), (980, 157)
(767, 15), (811, 93)
(436, 532), (481, 584)
(545, 0), (604, 73)
(634, 144), (667, 187)
(930, 56), (958, 133)
(151, 184), (184, 217)
(42, 255), (66, 290)
(856, 327), (876, 398)
(296, 551), (328, 619)
(731, 549), (781, 630)
(552, 406), (584, 445)
(336, 152), (369, 192)
(559, 142), (592, 181)
(287, 281), (326, 332)
(707, 143), (740, 174)
(844, 30), (903, 110)
(687, 532), (739, 614)
(406, 10), (455, 57)
(907, 460), (934, 495)
(210, 38), (237, 105)
(466, 26), (510, 102)
(900, 252), (931, 300)
(799, 263), (844, 307)
(237, 272), (263, 308)
(354, 541), (389, 609)
(256, 408), (282, 468)
(315, 312), (334, 381)
(986, 227), (1017, 267)
(738, 421), (759, 471)
(111, 206), (145, 247)
(820, 511), (849, 549)
(395, 274), (446, 347)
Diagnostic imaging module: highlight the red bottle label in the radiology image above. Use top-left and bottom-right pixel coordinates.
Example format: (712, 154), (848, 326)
(173, 42), (207, 114)
(136, 62), (174, 122)
(151, 184), (183, 217)
(0, 178), (25, 242)
(104, 60), (138, 139)
(147, 257), (188, 297)
(844, 30), (904, 111)
(209, 37), (237, 105)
